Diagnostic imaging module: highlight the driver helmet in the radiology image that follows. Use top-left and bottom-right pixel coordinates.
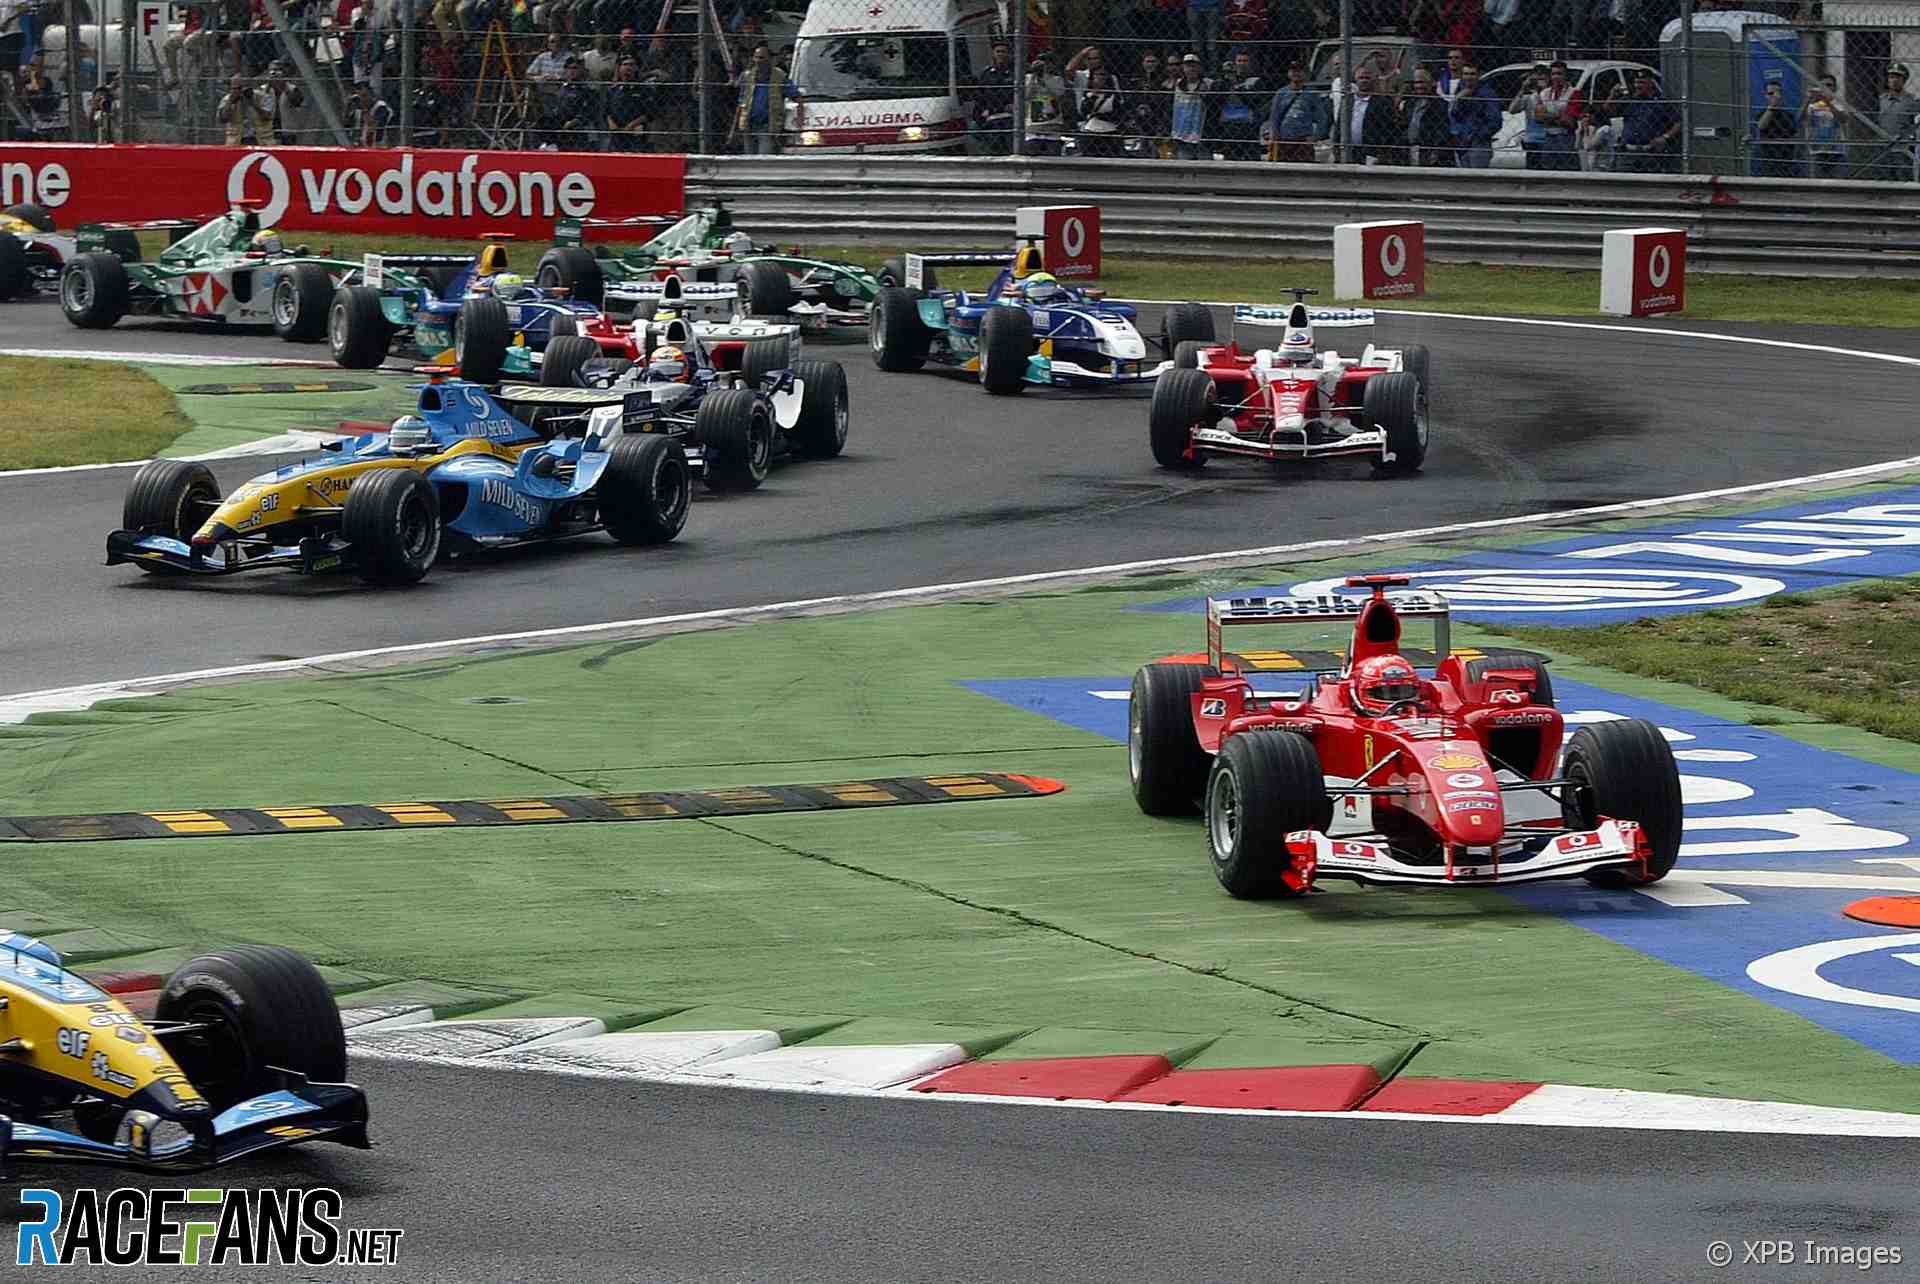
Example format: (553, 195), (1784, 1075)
(647, 344), (690, 383)
(722, 231), (754, 255)
(1278, 323), (1314, 364)
(388, 415), (432, 452)
(1351, 654), (1423, 716)
(252, 229), (285, 256)
(492, 272), (528, 300)
(1022, 272), (1062, 304)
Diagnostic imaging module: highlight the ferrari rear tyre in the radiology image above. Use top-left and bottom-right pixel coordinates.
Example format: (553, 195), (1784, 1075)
(122, 460), (219, 571)
(1564, 719), (1684, 887)
(273, 262), (334, 342)
(540, 334), (600, 388)
(342, 468), (441, 585)
(0, 235), (26, 299)
(876, 255), (936, 292)
(60, 252), (128, 328)
(1163, 301), (1216, 349)
(697, 388), (773, 492)
(535, 245), (604, 309)
(455, 296), (512, 385)
(3, 201), (55, 231)
(741, 260), (796, 318)
(156, 945), (347, 1112)
(741, 336), (788, 389)
(1129, 662), (1220, 816)
(979, 305), (1033, 396)
(1364, 371), (1426, 475)
(599, 434), (691, 545)
(791, 359), (850, 458)
(870, 286), (930, 371)
(329, 285), (394, 369)
(1173, 340), (1210, 370)
(1206, 730), (1330, 900)
(1151, 368), (1215, 470)
(1464, 651), (1555, 707)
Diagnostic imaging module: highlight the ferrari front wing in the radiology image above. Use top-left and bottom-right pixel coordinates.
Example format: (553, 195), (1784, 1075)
(1286, 818), (1649, 888)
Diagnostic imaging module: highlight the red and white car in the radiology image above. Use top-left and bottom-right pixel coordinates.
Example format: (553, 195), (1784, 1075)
(1149, 293), (1428, 475)
(548, 274), (802, 379)
(1127, 574), (1683, 900)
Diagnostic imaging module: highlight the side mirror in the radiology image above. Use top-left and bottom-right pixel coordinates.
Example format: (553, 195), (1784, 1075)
(531, 453), (559, 478)
(320, 439), (344, 452)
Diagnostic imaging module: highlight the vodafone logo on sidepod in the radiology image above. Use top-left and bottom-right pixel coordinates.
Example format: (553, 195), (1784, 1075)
(225, 151), (598, 223)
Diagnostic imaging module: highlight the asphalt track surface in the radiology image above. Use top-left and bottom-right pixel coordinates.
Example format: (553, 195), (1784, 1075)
(4, 299), (1920, 696)
(5, 303), (1920, 1280)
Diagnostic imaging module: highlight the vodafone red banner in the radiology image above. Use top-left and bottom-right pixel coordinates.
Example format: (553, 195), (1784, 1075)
(1600, 226), (1686, 317)
(1332, 219), (1425, 301)
(1015, 205), (1101, 279)
(0, 145), (685, 239)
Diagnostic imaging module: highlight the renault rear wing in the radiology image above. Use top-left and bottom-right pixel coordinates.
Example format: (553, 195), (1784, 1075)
(1205, 590), (1451, 672)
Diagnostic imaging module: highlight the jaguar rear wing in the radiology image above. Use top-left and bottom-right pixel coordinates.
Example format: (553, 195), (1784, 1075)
(554, 215), (678, 246)
(1205, 590), (1451, 673)
(75, 218), (205, 252)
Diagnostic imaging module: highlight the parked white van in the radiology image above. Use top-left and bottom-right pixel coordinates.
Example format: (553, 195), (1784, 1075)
(786, 0), (1001, 153)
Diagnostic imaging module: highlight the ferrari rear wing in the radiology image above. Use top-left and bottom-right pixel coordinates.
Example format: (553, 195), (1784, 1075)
(1205, 591), (1451, 672)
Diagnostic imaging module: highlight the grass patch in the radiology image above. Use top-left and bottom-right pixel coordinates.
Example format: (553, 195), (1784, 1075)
(1503, 578), (1920, 742)
(0, 356), (190, 469)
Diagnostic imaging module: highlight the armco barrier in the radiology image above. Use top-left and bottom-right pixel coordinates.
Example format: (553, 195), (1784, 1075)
(0, 146), (685, 241)
(686, 156), (1920, 279)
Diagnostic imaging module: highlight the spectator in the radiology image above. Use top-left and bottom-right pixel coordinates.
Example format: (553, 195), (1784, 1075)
(970, 38), (1016, 154)
(1025, 49), (1072, 154)
(1804, 74), (1848, 179)
(1437, 1), (1480, 63)
(1753, 80), (1799, 177)
(1401, 67), (1453, 165)
(1187, 0), (1223, 77)
(216, 73), (275, 144)
(1349, 64), (1400, 164)
(730, 40), (797, 154)
(87, 82), (114, 142)
(547, 53), (599, 147)
(1063, 43), (1109, 112)
(265, 61), (311, 145)
(1579, 83), (1617, 170)
(1223, 0), (1268, 72)
(528, 31), (569, 82)
(605, 53), (652, 150)
(1436, 46), (1466, 103)
(20, 55), (61, 139)
(1530, 58), (1581, 171)
(1169, 50), (1213, 160)
(1614, 66), (1679, 173)
(1076, 67), (1126, 156)
(1125, 50), (1171, 155)
(1406, 0), (1446, 74)
(1265, 60), (1330, 162)
(1877, 63), (1919, 180)
(1218, 48), (1268, 159)
(1482, 0), (1521, 72)
(585, 33), (617, 80)
(1448, 62), (1499, 167)
(1508, 62), (1546, 168)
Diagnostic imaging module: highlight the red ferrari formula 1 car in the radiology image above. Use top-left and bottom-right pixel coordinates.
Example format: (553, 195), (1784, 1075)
(1150, 290), (1428, 476)
(1127, 574), (1682, 899)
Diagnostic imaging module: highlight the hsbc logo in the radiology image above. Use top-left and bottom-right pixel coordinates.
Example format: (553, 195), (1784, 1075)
(225, 151), (597, 226)
(1379, 234), (1407, 278)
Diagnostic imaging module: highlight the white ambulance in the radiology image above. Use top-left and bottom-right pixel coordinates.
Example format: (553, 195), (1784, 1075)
(786, 0), (1002, 153)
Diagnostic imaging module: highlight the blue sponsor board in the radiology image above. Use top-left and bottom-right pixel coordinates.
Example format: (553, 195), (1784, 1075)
(1138, 484), (1920, 625)
(962, 671), (1920, 1063)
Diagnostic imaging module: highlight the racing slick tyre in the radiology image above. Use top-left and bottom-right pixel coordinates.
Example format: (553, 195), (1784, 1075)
(122, 460), (219, 574)
(156, 945), (348, 1112)
(1129, 662), (1220, 816)
(741, 337), (788, 389)
(979, 305), (1033, 396)
(0, 234), (26, 299)
(102, 229), (142, 262)
(1404, 343), (1431, 398)
(60, 252), (129, 328)
(600, 433), (692, 545)
(1464, 651), (1555, 707)
(541, 334), (601, 388)
(698, 388), (774, 492)
(1172, 340), (1210, 370)
(1563, 718), (1684, 888)
(791, 359), (850, 458)
(3, 201), (55, 231)
(741, 260), (796, 318)
(1162, 301), (1216, 350)
(422, 264), (462, 297)
(876, 255), (936, 292)
(1363, 371), (1427, 476)
(455, 296), (512, 385)
(342, 468), (442, 585)
(535, 245), (604, 309)
(870, 286), (931, 371)
(272, 262), (334, 342)
(329, 285), (395, 369)
(1150, 368), (1215, 470)
(1206, 730), (1332, 900)
(549, 313), (581, 340)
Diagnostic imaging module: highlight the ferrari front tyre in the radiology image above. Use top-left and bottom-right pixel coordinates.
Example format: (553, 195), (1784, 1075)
(697, 387), (774, 492)
(791, 359), (850, 458)
(156, 945), (348, 1112)
(1364, 371), (1426, 475)
(876, 255), (936, 292)
(1564, 719), (1684, 887)
(60, 252), (128, 328)
(1173, 339), (1209, 370)
(455, 296), (512, 385)
(1150, 367), (1215, 470)
(979, 305), (1033, 396)
(0, 235), (26, 299)
(3, 201), (55, 231)
(1163, 301), (1216, 349)
(536, 245), (605, 309)
(870, 286), (930, 372)
(741, 260), (796, 318)
(329, 285), (394, 369)
(1129, 662), (1220, 816)
(1464, 651), (1555, 707)
(122, 460), (219, 574)
(272, 262), (334, 342)
(342, 468), (441, 585)
(741, 336), (788, 389)
(541, 334), (601, 388)
(1206, 730), (1330, 900)
(599, 433), (691, 545)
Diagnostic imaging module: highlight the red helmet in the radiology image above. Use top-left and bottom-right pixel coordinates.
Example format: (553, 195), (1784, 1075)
(1351, 655), (1422, 716)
